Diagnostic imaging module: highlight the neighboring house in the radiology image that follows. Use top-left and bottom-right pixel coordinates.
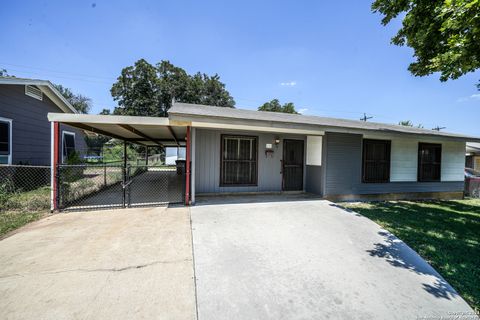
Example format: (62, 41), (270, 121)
(165, 147), (186, 165)
(0, 77), (86, 165)
(466, 142), (480, 171)
(48, 102), (480, 205)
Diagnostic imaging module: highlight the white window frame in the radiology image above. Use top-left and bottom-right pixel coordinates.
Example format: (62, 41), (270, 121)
(62, 131), (76, 163)
(0, 117), (12, 165)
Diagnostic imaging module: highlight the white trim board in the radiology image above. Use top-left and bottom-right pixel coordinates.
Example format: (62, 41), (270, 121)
(0, 117), (13, 165)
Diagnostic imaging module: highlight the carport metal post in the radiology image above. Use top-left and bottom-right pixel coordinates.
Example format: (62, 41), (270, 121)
(123, 140), (127, 208)
(185, 126), (191, 205)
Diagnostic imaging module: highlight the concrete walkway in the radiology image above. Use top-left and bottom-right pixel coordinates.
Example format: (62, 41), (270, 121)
(191, 197), (474, 320)
(0, 207), (196, 320)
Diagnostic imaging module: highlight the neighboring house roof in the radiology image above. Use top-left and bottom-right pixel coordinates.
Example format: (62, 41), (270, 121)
(0, 77), (78, 113)
(168, 102), (480, 142)
(467, 142), (480, 154)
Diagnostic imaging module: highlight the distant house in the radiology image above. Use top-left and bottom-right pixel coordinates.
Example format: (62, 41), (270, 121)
(165, 147), (186, 165)
(466, 143), (480, 171)
(0, 77), (86, 165)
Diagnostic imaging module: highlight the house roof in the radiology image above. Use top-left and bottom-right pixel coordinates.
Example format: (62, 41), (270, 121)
(467, 142), (480, 154)
(0, 77), (78, 113)
(169, 102), (480, 142)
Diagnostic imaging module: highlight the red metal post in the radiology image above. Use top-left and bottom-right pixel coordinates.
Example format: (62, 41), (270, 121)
(53, 122), (60, 211)
(185, 126), (191, 205)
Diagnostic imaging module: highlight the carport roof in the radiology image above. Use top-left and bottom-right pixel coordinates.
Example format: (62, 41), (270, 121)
(48, 113), (186, 146)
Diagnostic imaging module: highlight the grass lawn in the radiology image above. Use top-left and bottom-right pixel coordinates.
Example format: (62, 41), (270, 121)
(342, 199), (480, 311)
(0, 186), (50, 238)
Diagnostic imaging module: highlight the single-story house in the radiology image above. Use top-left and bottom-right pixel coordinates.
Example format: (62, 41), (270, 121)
(466, 143), (480, 171)
(0, 77), (86, 165)
(47, 102), (480, 209)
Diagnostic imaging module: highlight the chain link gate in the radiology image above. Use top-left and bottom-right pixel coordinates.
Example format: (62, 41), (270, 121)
(57, 164), (185, 211)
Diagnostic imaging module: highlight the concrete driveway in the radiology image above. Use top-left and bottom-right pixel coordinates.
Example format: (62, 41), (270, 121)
(0, 207), (196, 320)
(191, 197), (474, 320)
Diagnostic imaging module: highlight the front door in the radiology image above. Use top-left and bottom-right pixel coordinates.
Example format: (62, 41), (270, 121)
(282, 139), (304, 191)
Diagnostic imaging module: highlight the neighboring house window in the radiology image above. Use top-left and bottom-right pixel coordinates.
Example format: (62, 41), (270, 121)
(62, 131), (76, 162)
(220, 135), (258, 186)
(418, 143), (442, 182)
(0, 118), (12, 165)
(362, 139), (391, 183)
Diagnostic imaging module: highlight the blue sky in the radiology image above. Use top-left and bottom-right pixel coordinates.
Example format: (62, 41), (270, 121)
(1, 0), (479, 136)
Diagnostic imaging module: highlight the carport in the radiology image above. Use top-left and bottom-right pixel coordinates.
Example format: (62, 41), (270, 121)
(47, 113), (192, 211)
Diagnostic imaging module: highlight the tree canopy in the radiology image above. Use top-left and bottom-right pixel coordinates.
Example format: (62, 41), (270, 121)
(372, 0), (480, 85)
(111, 59), (235, 117)
(258, 99), (298, 114)
(53, 84), (92, 114)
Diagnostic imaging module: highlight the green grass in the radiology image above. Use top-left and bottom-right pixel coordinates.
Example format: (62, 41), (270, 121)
(0, 186), (50, 238)
(342, 199), (480, 311)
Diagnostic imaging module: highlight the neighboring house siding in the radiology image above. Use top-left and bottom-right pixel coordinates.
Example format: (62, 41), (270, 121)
(0, 84), (86, 165)
(323, 132), (464, 196)
(195, 128), (306, 193)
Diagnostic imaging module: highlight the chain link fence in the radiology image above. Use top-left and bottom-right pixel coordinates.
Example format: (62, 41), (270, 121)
(0, 165), (51, 213)
(465, 178), (480, 198)
(57, 164), (185, 210)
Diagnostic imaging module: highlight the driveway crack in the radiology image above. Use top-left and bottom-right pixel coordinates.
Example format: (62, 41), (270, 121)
(0, 258), (192, 279)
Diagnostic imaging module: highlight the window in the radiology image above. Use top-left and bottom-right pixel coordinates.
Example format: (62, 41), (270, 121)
(418, 143), (441, 182)
(221, 135), (257, 186)
(62, 131), (76, 162)
(362, 139), (391, 183)
(0, 118), (12, 165)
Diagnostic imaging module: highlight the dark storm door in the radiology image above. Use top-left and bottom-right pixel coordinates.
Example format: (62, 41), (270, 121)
(282, 139), (304, 191)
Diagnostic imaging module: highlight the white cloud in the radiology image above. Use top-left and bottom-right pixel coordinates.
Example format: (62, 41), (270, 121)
(298, 108), (308, 114)
(457, 93), (480, 102)
(280, 81), (296, 86)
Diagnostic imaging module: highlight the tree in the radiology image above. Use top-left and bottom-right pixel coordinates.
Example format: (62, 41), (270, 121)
(99, 108), (111, 115)
(111, 59), (235, 117)
(372, 0), (480, 86)
(0, 69), (13, 77)
(398, 120), (424, 128)
(53, 84), (92, 114)
(258, 99), (298, 114)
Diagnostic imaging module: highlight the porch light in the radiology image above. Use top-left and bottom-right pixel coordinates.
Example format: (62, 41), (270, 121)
(274, 137), (280, 145)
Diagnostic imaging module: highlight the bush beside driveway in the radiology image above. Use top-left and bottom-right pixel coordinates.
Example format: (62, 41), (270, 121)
(342, 199), (480, 311)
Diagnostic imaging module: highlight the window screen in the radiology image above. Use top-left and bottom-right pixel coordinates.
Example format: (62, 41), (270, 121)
(418, 143), (441, 182)
(221, 135), (257, 186)
(63, 132), (76, 161)
(362, 139), (391, 183)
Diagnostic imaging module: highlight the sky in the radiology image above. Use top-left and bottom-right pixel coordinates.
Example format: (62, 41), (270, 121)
(1, 0), (479, 136)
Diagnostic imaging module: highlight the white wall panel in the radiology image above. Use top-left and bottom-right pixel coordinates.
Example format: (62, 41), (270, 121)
(306, 136), (322, 166)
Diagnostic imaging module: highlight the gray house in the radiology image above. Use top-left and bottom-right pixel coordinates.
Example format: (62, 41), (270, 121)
(0, 77), (86, 165)
(48, 102), (480, 206)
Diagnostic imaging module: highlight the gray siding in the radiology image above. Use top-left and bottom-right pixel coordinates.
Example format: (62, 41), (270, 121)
(195, 128), (306, 193)
(305, 165), (322, 195)
(323, 132), (464, 195)
(0, 84), (86, 165)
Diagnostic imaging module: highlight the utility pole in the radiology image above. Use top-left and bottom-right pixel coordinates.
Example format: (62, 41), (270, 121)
(432, 126), (446, 131)
(360, 113), (373, 122)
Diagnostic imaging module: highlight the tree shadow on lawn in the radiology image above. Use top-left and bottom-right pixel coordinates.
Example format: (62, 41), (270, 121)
(340, 200), (480, 309)
(368, 230), (458, 301)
